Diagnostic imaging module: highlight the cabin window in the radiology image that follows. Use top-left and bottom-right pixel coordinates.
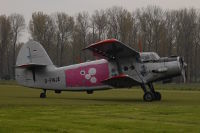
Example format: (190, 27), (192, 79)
(123, 66), (128, 71)
(111, 68), (116, 73)
(80, 70), (85, 75)
(140, 52), (160, 62)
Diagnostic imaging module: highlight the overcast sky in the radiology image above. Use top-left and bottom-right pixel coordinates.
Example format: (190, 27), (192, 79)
(1, 0), (200, 42)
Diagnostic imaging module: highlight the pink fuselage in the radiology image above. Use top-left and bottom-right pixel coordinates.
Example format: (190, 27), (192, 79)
(64, 59), (112, 90)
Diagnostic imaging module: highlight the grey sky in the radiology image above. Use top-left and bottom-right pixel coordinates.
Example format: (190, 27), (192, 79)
(0, 0), (200, 42)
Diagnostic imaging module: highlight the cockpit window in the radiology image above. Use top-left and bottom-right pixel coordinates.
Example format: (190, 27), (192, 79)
(140, 52), (160, 62)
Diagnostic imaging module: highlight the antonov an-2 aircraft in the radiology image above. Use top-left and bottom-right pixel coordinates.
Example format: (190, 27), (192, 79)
(15, 39), (187, 102)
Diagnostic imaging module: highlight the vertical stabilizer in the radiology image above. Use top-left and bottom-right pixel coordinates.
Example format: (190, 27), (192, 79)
(16, 40), (53, 67)
(15, 40), (54, 86)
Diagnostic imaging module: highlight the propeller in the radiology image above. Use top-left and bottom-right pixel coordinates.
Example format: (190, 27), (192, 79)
(179, 57), (187, 83)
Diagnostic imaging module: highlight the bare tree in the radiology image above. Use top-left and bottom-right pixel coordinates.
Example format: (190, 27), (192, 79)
(55, 12), (74, 66)
(106, 6), (122, 40)
(74, 12), (90, 62)
(194, 16), (200, 82)
(29, 12), (55, 53)
(131, 12), (139, 49)
(136, 8), (153, 52)
(174, 9), (197, 82)
(91, 10), (108, 41)
(164, 10), (177, 56)
(29, 12), (56, 63)
(0, 15), (12, 78)
(137, 6), (165, 53)
(9, 13), (25, 79)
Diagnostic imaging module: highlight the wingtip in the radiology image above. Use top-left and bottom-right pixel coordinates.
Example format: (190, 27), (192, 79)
(83, 38), (119, 50)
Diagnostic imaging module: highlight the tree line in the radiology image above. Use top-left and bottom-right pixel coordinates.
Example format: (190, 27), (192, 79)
(0, 6), (200, 82)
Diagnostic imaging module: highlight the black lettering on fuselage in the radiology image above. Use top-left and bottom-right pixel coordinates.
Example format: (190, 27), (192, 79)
(44, 77), (60, 84)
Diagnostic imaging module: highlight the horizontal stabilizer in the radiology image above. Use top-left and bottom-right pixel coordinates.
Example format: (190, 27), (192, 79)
(101, 74), (140, 88)
(16, 63), (46, 69)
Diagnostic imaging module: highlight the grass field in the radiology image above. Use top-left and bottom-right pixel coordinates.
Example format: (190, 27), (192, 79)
(0, 83), (200, 133)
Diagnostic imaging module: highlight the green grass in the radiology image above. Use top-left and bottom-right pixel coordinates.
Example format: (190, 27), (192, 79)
(155, 83), (200, 91)
(0, 80), (17, 85)
(0, 84), (200, 133)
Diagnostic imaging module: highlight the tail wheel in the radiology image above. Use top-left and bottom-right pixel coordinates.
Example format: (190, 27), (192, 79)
(40, 93), (46, 98)
(143, 92), (154, 102)
(40, 89), (46, 98)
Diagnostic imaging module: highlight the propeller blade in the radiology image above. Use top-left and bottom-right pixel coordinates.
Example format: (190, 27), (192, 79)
(179, 57), (187, 83)
(181, 68), (186, 83)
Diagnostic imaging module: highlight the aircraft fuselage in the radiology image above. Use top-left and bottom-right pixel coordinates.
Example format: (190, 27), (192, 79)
(16, 56), (182, 91)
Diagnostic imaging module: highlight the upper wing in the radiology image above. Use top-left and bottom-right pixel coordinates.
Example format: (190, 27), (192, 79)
(84, 39), (139, 59)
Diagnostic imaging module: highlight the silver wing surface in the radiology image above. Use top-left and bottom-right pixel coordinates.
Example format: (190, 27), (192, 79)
(84, 39), (139, 60)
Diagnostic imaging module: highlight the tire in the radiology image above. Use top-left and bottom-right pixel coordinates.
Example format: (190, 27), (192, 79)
(87, 90), (93, 94)
(40, 93), (46, 98)
(143, 92), (154, 102)
(55, 90), (61, 94)
(154, 92), (161, 101)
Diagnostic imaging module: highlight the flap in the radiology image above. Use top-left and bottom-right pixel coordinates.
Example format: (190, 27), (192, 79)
(84, 39), (139, 60)
(101, 74), (140, 88)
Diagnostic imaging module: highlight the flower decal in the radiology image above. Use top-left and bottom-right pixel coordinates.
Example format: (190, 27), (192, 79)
(80, 68), (97, 83)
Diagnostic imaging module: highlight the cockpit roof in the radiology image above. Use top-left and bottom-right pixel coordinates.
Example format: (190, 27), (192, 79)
(140, 52), (160, 62)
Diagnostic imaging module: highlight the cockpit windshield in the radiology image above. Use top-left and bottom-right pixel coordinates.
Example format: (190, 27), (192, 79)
(140, 52), (160, 62)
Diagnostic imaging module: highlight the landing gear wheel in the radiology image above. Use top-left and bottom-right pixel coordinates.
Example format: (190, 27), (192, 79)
(154, 92), (161, 101)
(143, 92), (154, 102)
(87, 90), (93, 94)
(40, 93), (46, 98)
(40, 89), (46, 98)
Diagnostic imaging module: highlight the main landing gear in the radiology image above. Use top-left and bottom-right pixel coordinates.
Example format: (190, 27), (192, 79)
(141, 83), (161, 102)
(40, 89), (46, 98)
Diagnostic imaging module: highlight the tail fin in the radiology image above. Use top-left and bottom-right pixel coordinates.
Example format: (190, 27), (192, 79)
(16, 40), (53, 67)
(15, 41), (54, 86)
